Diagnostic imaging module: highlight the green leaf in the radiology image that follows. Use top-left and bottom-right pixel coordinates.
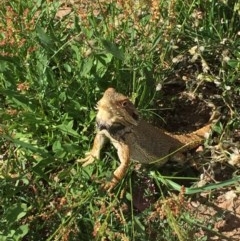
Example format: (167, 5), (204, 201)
(62, 143), (80, 154)
(101, 39), (124, 60)
(126, 192), (132, 201)
(32, 161), (52, 181)
(152, 172), (240, 195)
(0, 56), (22, 71)
(3, 135), (49, 157)
(71, 44), (81, 62)
(82, 59), (94, 77)
(1, 90), (36, 111)
(55, 121), (80, 137)
(13, 224), (29, 240)
(0, 224), (29, 241)
(150, 33), (162, 52)
(52, 140), (62, 153)
(52, 140), (68, 158)
(212, 122), (223, 134)
(0, 60), (9, 72)
(5, 203), (27, 225)
(134, 217), (145, 231)
(95, 53), (112, 78)
(36, 25), (55, 50)
(227, 59), (239, 68)
(63, 63), (71, 72)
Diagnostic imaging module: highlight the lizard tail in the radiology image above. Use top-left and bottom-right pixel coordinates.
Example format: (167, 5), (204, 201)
(172, 109), (219, 148)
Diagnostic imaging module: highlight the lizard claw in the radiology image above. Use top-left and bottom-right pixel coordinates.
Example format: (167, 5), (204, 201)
(101, 181), (116, 192)
(101, 176), (119, 192)
(77, 152), (96, 167)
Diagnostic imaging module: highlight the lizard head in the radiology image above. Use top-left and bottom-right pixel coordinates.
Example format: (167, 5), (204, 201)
(96, 88), (139, 130)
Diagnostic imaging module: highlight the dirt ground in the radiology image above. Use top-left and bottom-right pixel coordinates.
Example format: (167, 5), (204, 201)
(190, 190), (240, 240)
(136, 80), (240, 240)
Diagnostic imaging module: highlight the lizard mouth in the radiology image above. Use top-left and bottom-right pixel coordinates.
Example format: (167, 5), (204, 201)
(96, 121), (110, 131)
(97, 121), (126, 134)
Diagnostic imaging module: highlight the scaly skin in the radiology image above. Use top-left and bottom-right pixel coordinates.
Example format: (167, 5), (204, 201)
(79, 88), (215, 191)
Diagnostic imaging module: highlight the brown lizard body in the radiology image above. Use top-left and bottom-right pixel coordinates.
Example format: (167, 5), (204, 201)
(79, 88), (215, 190)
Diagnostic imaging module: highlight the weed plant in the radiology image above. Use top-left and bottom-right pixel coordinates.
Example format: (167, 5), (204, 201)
(0, 0), (239, 240)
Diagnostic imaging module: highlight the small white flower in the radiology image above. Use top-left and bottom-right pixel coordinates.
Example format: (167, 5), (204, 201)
(189, 45), (198, 55)
(225, 190), (237, 200)
(156, 83), (162, 91)
(214, 80), (221, 86)
(172, 54), (183, 63)
(220, 38), (228, 44)
(201, 59), (210, 73)
(223, 56), (230, 62)
(199, 46), (205, 52)
(225, 85), (231, 90)
(228, 153), (240, 166)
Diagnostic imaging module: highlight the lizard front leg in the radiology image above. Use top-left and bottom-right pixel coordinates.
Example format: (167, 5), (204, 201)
(104, 142), (130, 191)
(78, 131), (108, 166)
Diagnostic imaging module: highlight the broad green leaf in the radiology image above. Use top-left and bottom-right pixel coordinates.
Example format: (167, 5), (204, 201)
(126, 192), (132, 201)
(0, 60), (9, 72)
(32, 161), (51, 181)
(81, 57), (94, 77)
(52, 140), (62, 153)
(5, 203), (27, 225)
(63, 63), (71, 72)
(95, 53), (112, 78)
(1, 225), (29, 241)
(55, 121), (80, 137)
(13, 225), (29, 240)
(71, 44), (81, 62)
(36, 25), (55, 50)
(101, 39), (124, 60)
(212, 122), (223, 134)
(62, 143), (80, 154)
(227, 59), (239, 68)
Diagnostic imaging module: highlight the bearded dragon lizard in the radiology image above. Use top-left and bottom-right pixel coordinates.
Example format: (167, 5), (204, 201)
(79, 88), (216, 190)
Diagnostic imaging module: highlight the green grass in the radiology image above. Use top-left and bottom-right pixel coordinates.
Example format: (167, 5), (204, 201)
(0, 0), (239, 240)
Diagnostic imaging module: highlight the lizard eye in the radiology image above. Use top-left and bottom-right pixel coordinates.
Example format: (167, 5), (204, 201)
(121, 100), (128, 107)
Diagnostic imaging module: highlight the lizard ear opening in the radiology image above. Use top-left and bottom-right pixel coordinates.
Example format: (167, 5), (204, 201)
(131, 111), (139, 121)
